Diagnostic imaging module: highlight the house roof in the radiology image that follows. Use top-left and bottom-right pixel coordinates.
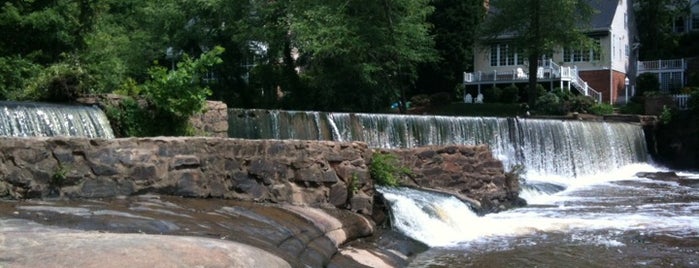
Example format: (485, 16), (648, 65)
(486, 0), (623, 32)
(588, 0), (621, 31)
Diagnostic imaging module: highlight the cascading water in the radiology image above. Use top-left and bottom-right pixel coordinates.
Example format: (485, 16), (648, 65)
(229, 109), (648, 176)
(0, 101), (115, 139)
(230, 108), (699, 266)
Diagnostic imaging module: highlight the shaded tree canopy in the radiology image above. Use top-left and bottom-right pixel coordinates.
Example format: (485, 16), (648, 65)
(0, 0), (487, 112)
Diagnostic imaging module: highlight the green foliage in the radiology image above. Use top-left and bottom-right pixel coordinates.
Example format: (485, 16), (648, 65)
(142, 46), (223, 118)
(370, 153), (411, 187)
(534, 89), (596, 115)
(290, 0), (438, 112)
(637, 73), (660, 96)
(415, 0), (485, 95)
(619, 102), (644, 114)
(410, 94), (431, 107)
(429, 92), (452, 107)
(659, 105), (673, 124)
(480, 0), (594, 105)
(635, 0), (690, 60)
(589, 103), (614, 115)
(483, 86), (503, 103)
(51, 163), (69, 188)
(534, 92), (563, 115)
(348, 173), (360, 197)
(104, 47), (223, 137)
(501, 84), (520, 103)
(0, 56), (41, 100)
(18, 55), (89, 103)
(690, 90), (699, 113)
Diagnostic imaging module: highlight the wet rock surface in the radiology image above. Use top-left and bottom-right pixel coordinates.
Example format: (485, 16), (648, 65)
(636, 171), (699, 188)
(382, 145), (524, 214)
(0, 195), (376, 267)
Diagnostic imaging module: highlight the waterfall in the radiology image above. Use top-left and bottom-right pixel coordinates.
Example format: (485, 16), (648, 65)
(0, 101), (115, 139)
(229, 109), (648, 177)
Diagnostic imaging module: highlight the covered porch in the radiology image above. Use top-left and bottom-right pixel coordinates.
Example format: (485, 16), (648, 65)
(463, 60), (602, 103)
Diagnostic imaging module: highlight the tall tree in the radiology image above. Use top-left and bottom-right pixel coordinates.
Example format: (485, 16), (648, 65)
(479, 0), (594, 106)
(290, 0), (436, 112)
(416, 0), (485, 96)
(634, 0), (690, 60)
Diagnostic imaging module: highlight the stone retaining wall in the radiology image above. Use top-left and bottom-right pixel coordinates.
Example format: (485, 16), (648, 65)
(382, 145), (524, 214)
(0, 137), (520, 216)
(0, 137), (374, 215)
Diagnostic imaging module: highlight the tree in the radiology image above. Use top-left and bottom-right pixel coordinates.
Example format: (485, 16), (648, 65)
(290, 0), (437, 112)
(416, 0), (485, 96)
(635, 0), (690, 60)
(479, 0), (594, 106)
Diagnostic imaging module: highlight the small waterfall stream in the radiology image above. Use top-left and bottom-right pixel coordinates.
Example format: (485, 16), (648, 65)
(0, 101), (115, 139)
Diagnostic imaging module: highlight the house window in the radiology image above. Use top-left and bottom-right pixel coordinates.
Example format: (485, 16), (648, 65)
(490, 43), (523, 66)
(674, 17), (686, 33)
(692, 13), (699, 31)
(563, 38), (601, 62)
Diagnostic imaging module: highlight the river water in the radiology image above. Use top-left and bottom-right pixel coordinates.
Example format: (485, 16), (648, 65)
(227, 110), (698, 267)
(381, 164), (699, 267)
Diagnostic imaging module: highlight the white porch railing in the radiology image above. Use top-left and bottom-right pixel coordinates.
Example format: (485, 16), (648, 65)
(463, 60), (602, 103)
(637, 59), (686, 72)
(674, 94), (691, 110)
(568, 66), (602, 103)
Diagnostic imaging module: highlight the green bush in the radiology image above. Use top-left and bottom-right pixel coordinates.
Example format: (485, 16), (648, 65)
(429, 92), (452, 107)
(636, 73), (660, 96)
(501, 84), (519, 103)
(105, 47), (224, 137)
(483, 86), (502, 103)
(0, 56), (41, 100)
(619, 102), (644, 114)
(18, 55), (89, 103)
(568, 94), (596, 113)
(410, 94), (430, 107)
(589, 103), (614, 115)
(534, 92), (563, 115)
(143, 46), (223, 118)
(370, 153), (411, 187)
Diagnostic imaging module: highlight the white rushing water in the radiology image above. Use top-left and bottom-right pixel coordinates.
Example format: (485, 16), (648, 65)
(0, 101), (115, 138)
(228, 109), (698, 263)
(379, 164), (699, 248)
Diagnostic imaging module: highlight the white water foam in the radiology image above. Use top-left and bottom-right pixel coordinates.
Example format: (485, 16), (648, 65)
(380, 165), (699, 248)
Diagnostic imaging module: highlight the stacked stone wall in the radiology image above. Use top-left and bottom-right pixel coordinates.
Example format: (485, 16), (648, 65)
(0, 137), (374, 215)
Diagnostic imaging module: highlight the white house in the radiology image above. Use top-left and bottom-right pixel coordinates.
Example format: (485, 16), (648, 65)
(465, 0), (636, 104)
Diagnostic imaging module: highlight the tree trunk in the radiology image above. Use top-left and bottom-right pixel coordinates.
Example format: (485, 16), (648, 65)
(527, 0), (541, 107)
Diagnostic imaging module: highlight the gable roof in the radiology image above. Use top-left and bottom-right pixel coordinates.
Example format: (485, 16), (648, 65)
(486, 0), (623, 32)
(588, 0), (621, 31)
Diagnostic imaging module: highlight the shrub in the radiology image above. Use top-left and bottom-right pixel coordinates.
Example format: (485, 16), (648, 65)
(0, 56), (41, 100)
(568, 95), (596, 113)
(19, 55), (89, 103)
(636, 73), (660, 96)
(143, 46), (223, 119)
(483, 86), (502, 103)
(501, 84), (519, 103)
(410, 94), (430, 107)
(589, 103), (614, 115)
(370, 153), (411, 187)
(534, 92), (563, 115)
(429, 92), (452, 107)
(619, 102), (644, 114)
(659, 105), (673, 124)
